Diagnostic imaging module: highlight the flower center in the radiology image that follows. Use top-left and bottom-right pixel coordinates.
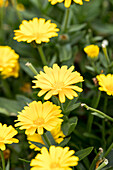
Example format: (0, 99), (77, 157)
(53, 82), (64, 91)
(50, 162), (60, 169)
(34, 118), (44, 126)
(106, 85), (113, 92)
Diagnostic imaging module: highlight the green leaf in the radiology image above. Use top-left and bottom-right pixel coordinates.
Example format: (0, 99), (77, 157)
(45, 131), (56, 145)
(30, 141), (46, 149)
(91, 112), (104, 119)
(6, 159), (10, 170)
(18, 158), (30, 163)
(68, 23), (87, 33)
(0, 107), (9, 116)
(64, 102), (81, 113)
(75, 147), (94, 161)
(59, 137), (71, 147)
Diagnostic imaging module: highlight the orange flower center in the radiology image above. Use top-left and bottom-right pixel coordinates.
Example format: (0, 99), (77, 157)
(34, 118), (44, 126)
(53, 82), (64, 91)
(106, 85), (113, 92)
(50, 162), (60, 169)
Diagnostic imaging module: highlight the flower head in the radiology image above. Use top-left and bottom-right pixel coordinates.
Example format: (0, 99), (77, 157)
(15, 101), (63, 135)
(27, 124), (65, 151)
(0, 123), (19, 151)
(32, 64), (83, 103)
(13, 18), (59, 44)
(96, 74), (113, 96)
(84, 45), (99, 58)
(0, 0), (8, 7)
(48, 0), (90, 8)
(0, 46), (19, 79)
(30, 146), (79, 170)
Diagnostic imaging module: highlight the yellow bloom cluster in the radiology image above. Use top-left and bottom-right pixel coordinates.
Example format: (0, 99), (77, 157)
(96, 74), (113, 96)
(84, 45), (99, 59)
(0, 123), (19, 151)
(30, 145), (79, 170)
(0, 46), (19, 79)
(32, 64), (83, 103)
(0, 0), (8, 7)
(48, 0), (90, 8)
(14, 18), (59, 44)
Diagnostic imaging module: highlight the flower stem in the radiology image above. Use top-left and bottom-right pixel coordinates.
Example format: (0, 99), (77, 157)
(42, 133), (51, 147)
(11, 0), (22, 22)
(61, 8), (70, 33)
(37, 45), (47, 66)
(96, 159), (108, 170)
(103, 143), (113, 158)
(0, 150), (6, 170)
(102, 44), (110, 65)
(25, 62), (38, 75)
(1, 79), (12, 98)
(81, 103), (113, 122)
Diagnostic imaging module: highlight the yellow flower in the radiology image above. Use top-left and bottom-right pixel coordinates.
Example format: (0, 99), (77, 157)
(0, 123), (19, 151)
(30, 145), (79, 170)
(15, 101), (63, 135)
(32, 64), (83, 103)
(84, 45), (99, 58)
(27, 124), (65, 151)
(0, 46), (19, 79)
(16, 3), (25, 11)
(13, 18), (59, 44)
(48, 0), (90, 8)
(0, 0), (8, 7)
(96, 74), (113, 96)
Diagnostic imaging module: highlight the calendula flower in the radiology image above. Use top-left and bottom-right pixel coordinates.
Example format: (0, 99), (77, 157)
(84, 45), (99, 58)
(0, 123), (19, 151)
(96, 74), (113, 96)
(0, 0), (8, 7)
(27, 124), (65, 151)
(30, 145), (79, 170)
(15, 101), (63, 135)
(32, 64), (83, 103)
(0, 46), (19, 79)
(13, 18), (59, 44)
(16, 3), (25, 11)
(48, 0), (90, 8)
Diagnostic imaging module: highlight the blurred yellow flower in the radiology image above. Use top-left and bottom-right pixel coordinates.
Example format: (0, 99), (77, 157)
(96, 74), (113, 96)
(84, 45), (99, 58)
(0, 0), (8, 7)
(15, 101), (63, 135)
(13, 18), (59, 44)
(0, 123), (19, 151)
(32, 64), (83, 103)
(0, 46), (19, 79)
(48, 0), (90, 8)
(16, 3), (25, 11)
(27, 124), (65, 151)
(30, 145), (79, 169)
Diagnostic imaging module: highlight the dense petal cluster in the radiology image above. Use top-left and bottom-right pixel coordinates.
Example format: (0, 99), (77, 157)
(48, 0), (90, 8)
(0, 123), (19, 151)
(96, 74), (113, 96)
(0, 46), (19, 79)
(32, 64), (83, 103)
(84, 45), (99, 58)
(30, 146), (79, 170)
(0, 0), (8, 7)
(14, 18), (59, 44)
(27, 124), (65, 150)
(15, 101), (63, 135)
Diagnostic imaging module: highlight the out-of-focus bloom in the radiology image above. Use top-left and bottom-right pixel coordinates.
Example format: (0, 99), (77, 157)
(27, 124), (65, 151)
(32, 64), (83, 103)
(84, 45), (99, 58)
(0, 0), (8, 7)
(30, 146), (79, 170)
(15, 101), (63, 135)
(0, 46), (19, 79)
(96, 74), (113, 96)
(13, 18), (59, 44)
(0, 123), (19, 151)
(20, 83), (32, 93)
(16, 3), (25, 11)
(48, 0), (90, 8)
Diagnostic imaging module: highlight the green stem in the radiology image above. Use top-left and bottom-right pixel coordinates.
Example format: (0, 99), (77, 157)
(96, 159), (108, 170)
(61, 8), (70, 33)
(37, 45), (47, 66)
(87, 91), (101, 132)
(25, 62), (38, 75)
(103, 143), (113, 158)
(42, 133), (51, 147)
(102, 44), (110, 65)
(0, 150), (5, 170)
(81, 103), (113, 122)
(11, 0), (22, 22)
(1, 79), (12, 98)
